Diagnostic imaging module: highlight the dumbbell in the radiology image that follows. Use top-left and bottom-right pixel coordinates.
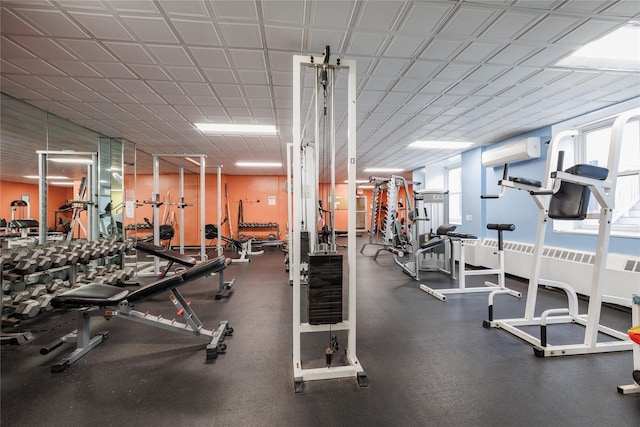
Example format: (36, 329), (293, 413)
(30, 284), (47, 299)
(50, 253), (68, 268)
(13, 258), (37, 275)
(47, 279), (64, 293)
(85, 269), (99, 281)
(14, 299), (40, 318)
(12, 290), (31, 305)
(37, 294), (54, 312)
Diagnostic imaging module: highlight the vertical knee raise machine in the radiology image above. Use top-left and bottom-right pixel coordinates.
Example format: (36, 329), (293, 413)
(483, 108), (639, 357)
(291, 47), (366, 392)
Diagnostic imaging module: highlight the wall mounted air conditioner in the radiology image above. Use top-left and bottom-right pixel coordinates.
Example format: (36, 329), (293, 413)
(481, 137), (541, 167)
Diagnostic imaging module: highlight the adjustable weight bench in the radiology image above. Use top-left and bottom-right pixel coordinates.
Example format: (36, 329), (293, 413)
(40, 256), (233, 373)
(135, 241), (197, 277)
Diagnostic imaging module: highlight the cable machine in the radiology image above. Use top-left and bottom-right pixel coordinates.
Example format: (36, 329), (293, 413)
(291, 47), (366, 392)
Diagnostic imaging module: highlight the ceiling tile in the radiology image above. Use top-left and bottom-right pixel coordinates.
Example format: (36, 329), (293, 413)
(1, 8), (43, 35)
(56, 39), (118, 62)
(189, 46), (229, 68)
(159, 0), (210, 18)
(518, 16), (583, 43)
(347, 32), (387, 56)
(262, 0), (304, 24)
(90, 62), (136, 78)
(420, 38), (466, 60)
(69, 11), (135, 40)
(128, 64), (172, 80)
(357, 1), (404, 31)
(48, 60), (102, 77)
(440, 6), (496, 37)
(480, 11), (540, 40)
(202, 68), (236, 84)
(165, 66), (204, 83)
(146, 45), (193, 66)
(227, 49), (266, 69)
(398, 3), (452, 34)
(265, 25), (304, 51)
(103, 42), (157, 64)
(211, 1), (258, 20)
(219, 23), (263, 48)
(120, 16), (178, 43)
(172, 19), (221, 45)
(14, 8), (88, 37)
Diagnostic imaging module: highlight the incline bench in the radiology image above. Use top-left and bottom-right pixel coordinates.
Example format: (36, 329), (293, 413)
(136, 241), (234, 299)
(41, 256), (233, 372)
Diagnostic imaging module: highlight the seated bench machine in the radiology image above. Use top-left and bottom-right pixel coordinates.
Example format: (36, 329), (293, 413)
(618, 294), (640, 394)
(205, 223), (263, 264)
(391, 224), (457, 281)
(135, 241), (234, 299)
(40, 256), (233, 372)
(420, 224), (521, 302)
(482, 109), (638, 357)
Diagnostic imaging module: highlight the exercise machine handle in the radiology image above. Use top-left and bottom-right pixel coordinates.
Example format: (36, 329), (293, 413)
(481, 164), (509, 199)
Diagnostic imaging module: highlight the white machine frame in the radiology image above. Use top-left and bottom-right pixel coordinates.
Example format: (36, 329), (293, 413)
(141, 154), (206, 277)
(483, 108), (639, 357)
(420, 229), (521, 302)
(292, 51), (366, 392)
(37, 150), (99, 245)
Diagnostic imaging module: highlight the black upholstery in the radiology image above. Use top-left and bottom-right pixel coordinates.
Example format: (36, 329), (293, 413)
(53, 257), (229, 308)
(548, 164), (608, 220)
(52, 284), (131, 308)
(135, 241), (197, 266)
(420, 224), (457, 250)
(487, 223), (515, 231)
(510, 177), (542, 187)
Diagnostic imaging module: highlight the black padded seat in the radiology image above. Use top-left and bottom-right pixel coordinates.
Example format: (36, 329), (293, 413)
(52, 284), (131, 308)
(447, 232), (478, 239)
(420, 224), (456, 249)
(549, 164), (608, 220)
(135, 241), (197, 266)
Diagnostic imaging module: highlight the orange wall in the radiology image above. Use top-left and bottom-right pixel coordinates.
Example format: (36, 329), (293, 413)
(121, 174), (368, 246)
(0, 181), (72, 228)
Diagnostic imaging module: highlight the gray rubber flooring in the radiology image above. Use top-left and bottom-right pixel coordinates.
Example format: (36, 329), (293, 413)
(2, 241), (639, 426)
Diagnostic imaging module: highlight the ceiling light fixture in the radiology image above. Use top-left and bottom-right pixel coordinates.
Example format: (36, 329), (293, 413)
(408, 140), (474, 149)
(195, 123), (277, 134)
(363, 167), (404, 172)
(556, 24), (640, 71)
(24, 175), (70, 180)
(344, 180), (370, 184)
(50, 181), (74, 186)
(236, 161), (282, 167)
(49, 158), (93, 164)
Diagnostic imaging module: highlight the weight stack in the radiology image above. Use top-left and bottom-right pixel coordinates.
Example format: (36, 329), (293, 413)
(300, 231), (310, 264)
(307, 253), (342, 325)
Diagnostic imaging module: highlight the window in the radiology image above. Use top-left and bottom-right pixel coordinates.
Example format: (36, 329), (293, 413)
(553, 109), (640, 237)
(447, 167), (462, 225)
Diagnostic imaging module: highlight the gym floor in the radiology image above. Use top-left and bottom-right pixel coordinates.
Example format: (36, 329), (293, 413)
(2, 240), (638, 426)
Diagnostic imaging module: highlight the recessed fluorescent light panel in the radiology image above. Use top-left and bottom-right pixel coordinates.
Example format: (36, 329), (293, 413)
(344, 180), (370, 183)
(236, 162), (282, 167)
(363, 168), (404, 172)
(408, 141), (473, 149)
(556, 24), (640, 71)
(24, 175), (70, 180)
(195, 123), (277, 134)
(50, 181), (74, 186)
(49, 158), (93, 164)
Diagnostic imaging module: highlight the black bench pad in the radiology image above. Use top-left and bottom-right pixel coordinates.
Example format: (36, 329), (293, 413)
(135, 241), (197, 266)
(53, 257), (229, 308)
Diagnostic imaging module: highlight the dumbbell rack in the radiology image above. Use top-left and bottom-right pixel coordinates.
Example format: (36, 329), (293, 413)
(1, 239), (135, 328)
(237, 222), (280, 241)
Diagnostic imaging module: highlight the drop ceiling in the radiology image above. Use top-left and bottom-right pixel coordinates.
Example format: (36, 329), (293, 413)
(1, 0), (639, 183)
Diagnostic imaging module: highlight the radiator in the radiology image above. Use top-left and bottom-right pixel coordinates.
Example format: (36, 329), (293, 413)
(460, 239), (639, 306)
